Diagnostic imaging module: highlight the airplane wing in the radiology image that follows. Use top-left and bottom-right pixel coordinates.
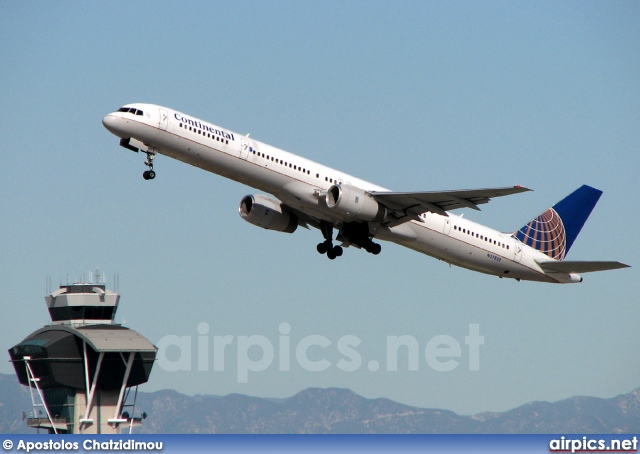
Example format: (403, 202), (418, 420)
(370, 185), (532, 224)
(537, 260), (630, 274)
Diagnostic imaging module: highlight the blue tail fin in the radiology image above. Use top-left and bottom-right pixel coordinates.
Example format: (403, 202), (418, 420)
(512, 185), (602, 260)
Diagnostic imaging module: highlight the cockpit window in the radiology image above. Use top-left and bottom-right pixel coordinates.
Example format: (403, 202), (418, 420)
(117, 107), (144, 116)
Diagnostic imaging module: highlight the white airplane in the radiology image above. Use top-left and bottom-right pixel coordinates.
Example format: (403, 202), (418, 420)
(103, 104), (629, 283)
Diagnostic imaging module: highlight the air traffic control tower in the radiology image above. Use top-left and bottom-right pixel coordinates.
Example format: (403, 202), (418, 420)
(8, 274), (157, 434)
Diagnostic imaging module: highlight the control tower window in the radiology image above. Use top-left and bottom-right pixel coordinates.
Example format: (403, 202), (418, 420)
(49, 306), (115, 322)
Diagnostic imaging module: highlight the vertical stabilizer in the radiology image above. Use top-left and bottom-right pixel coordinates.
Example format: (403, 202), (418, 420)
(513, 185), (602, 260)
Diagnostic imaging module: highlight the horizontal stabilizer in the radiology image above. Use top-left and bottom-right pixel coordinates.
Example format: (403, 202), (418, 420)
(537, 260), (630, 274)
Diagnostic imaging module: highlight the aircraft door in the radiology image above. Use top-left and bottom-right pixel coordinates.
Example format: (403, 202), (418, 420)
(443, 218), (451, 235)
(159, 108), (168, 130)
(514, 239), (523, 262)
(240, 138), (250, 160)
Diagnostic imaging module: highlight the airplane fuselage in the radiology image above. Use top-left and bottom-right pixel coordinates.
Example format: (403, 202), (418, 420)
(103, 103), (583, 284)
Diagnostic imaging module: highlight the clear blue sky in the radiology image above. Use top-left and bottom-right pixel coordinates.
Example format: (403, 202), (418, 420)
(1, 1), (638, 415)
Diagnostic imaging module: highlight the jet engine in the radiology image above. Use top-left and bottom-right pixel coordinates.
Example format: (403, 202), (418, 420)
(239, 194), (298, 233)
(326, 184), (386, 222)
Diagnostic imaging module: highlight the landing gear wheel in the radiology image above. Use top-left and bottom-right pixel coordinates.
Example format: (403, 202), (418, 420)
(143, 169), (156, 180)
(365, 242), (382, 255)
(317, 241), (330, 254)
(318, 221), (342, 260)
(142, 149), (157, 181)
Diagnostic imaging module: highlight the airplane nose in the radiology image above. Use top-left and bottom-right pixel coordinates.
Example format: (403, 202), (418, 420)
(102, 114), (124, 137)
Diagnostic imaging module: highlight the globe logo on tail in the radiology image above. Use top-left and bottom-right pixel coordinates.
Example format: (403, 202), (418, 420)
(513, 208), (567, 260)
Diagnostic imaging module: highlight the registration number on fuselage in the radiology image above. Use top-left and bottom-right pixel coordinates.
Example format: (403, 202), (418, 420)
(487, 253), (502, 262)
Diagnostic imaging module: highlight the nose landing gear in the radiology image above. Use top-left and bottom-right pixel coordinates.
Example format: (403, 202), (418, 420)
(142, 149), (156, 180)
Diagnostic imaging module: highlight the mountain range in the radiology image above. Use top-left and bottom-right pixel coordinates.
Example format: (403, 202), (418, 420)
(1, 374), (638, 434)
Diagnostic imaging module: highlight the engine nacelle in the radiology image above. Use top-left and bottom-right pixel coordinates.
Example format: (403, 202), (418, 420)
(325, 184), (386, 222)
(239, 194), (298, 233)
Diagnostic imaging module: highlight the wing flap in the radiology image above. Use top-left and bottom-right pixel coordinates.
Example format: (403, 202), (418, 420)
(370, 186), (531, 221)
(537, 260), (630, 274)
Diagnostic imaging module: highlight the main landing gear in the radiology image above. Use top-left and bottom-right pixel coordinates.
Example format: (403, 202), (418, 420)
(317, 240), (343, 260)
(364, 242), (382, 255)
(316, 221), (382, 260)
(142, 149), (156, 180)
(317, 221), (343, 260)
